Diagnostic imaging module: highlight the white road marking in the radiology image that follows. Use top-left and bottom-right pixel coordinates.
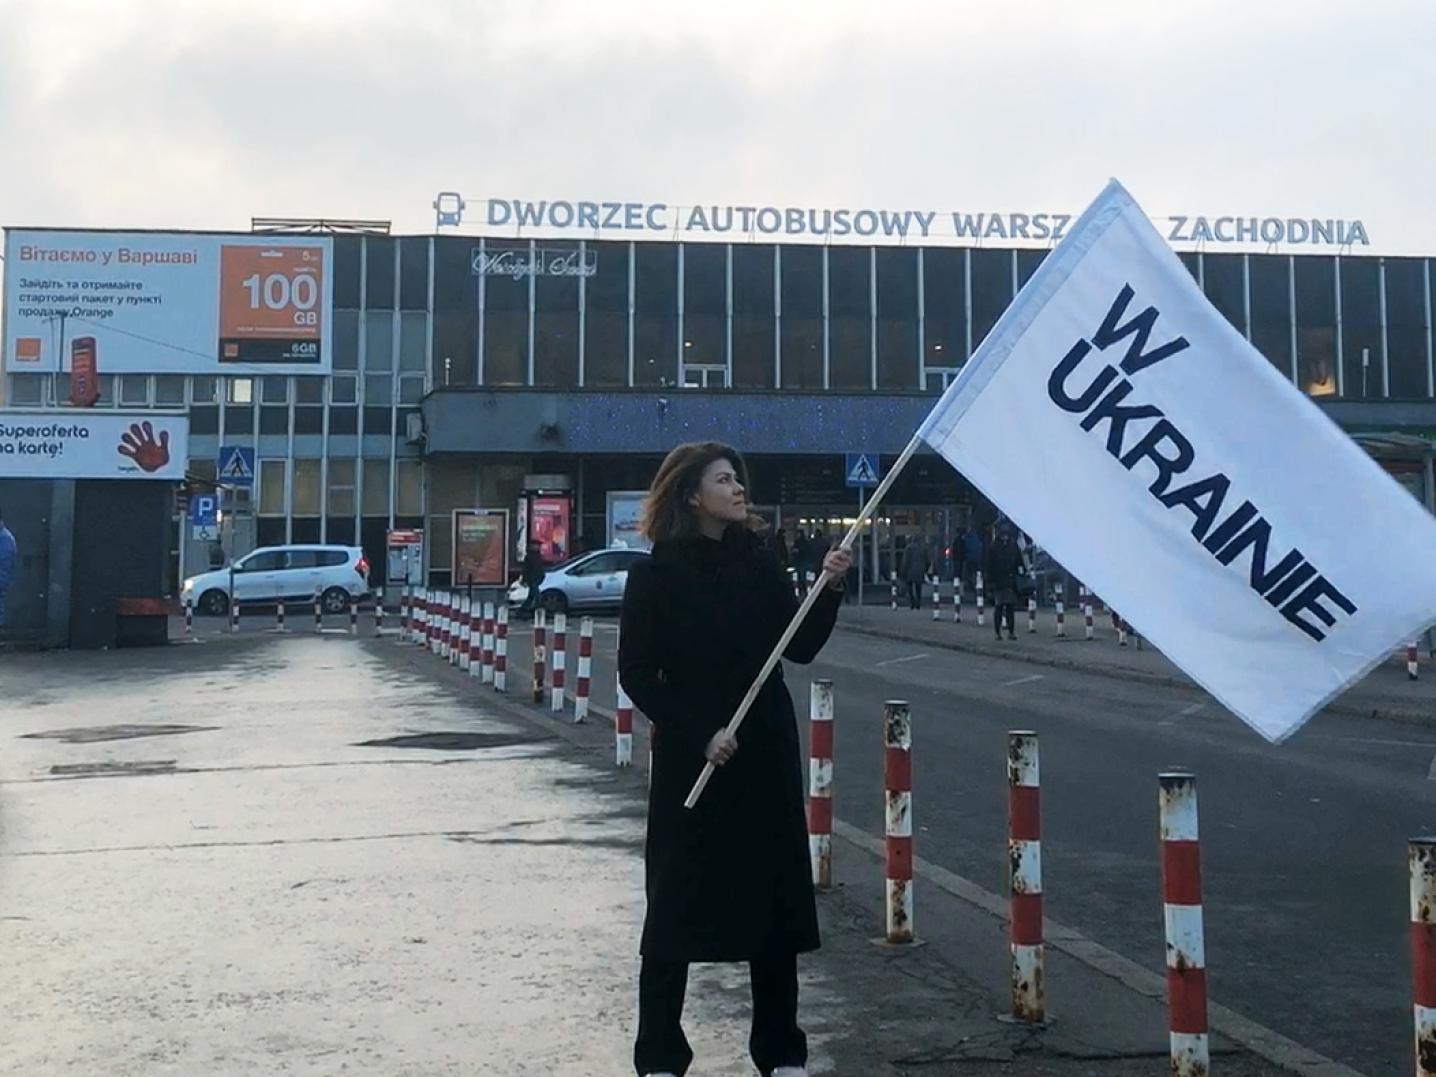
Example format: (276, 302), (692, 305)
(1000, 674), (1045, 688)
(876, 653), (930, 668)
(1157, 702), (1205, 726)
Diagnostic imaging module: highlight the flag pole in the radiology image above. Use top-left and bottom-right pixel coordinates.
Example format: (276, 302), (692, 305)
(684, 432), (926, 810)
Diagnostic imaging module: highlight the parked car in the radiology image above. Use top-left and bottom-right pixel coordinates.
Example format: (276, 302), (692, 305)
(506, 547), (650, 614)
(183, 545), (370, 616)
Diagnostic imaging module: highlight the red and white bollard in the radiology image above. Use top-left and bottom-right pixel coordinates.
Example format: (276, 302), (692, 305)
(443, 593), (455, 661)
(532, 610), (547, 705)
(1118, 616), (1130, 647)
(481, 602), (496, 684)
(428, 591), (440, 655)
(1084, 600), (1094, 641)
(1055, 598), (1066, 637)
(275, 599), (287, 633)
(976, 571), (986, 628)
(1410, 837), (1436, 1074)
(494, 606), (509, 693)
(891, 574), (899, 612)
(350, 596), (358, 637)
(615, 668), (635, 767)
(952, 576), (962, 623)
(230, 597), (240, 634)
(1410, 641), (1421, 681)
(374, 589), (384, 635)
(184, 599), (194, 637)
(458, 595), (473, 672)
(808, 679), (835, 891)
(884, 700), (914, 944)
(550, 612), (568, 713)
(931, 576), (940, 621)
(1026, 596), (1037, 634)
(1008, 731), (1044, 1023)
(415, 589), (427, 647)
(574, 616), (593, 723)
(400, 586), (410, 638)
(1159, 771), (1208, 1076)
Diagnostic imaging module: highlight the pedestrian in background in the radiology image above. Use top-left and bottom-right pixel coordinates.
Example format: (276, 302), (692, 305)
(900, 535), (929, 610)
(619, 441), (851, 1077)
(0, 505), (14, 630)
(518, 541), (545, 615)
(962, 524), (984, 591)
(985, 525), (1023, 641)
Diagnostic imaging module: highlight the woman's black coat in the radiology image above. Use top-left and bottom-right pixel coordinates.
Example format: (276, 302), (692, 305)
(618, 529), (842, 962)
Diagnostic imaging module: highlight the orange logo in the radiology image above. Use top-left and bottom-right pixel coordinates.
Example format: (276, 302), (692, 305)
(14, 337), (41, 363)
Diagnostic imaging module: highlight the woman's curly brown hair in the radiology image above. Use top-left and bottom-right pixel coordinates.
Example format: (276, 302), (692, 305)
(640, 442), (767, 543)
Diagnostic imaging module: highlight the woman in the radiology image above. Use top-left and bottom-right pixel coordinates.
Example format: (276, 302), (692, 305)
(619, 442), (852, 1077)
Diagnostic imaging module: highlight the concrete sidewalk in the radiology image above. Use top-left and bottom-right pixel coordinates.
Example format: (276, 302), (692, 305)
(837, 601), (1432, 725)
(1, 631), (1313, 1075)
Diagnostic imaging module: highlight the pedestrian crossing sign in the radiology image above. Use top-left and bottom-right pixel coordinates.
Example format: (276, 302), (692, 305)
(217, 445), (255, 487)
(845, 452), (880, 488)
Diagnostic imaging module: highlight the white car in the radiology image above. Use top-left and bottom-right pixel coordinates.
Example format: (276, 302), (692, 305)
(184, 545), (370, 616)
(507, 548), (650, 614)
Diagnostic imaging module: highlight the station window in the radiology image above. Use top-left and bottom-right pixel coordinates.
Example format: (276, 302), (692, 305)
(365, 236), (396, 310)
(1384, 257), (1429, 398)
(1295, 257), (1337, 397)
(876, 248), (918, 390)
(922, 247), (966, 375)
(828, 247), (871, 390)
(732, 245), (775, 389)
(330, 374), (358, 405)
(398, 374), (425, 405)
(333, 310), (360, 371)
(399, 311), (427, 372)
(192, 376), (218, 403)
(260, 376), (289, 404)
(362, 458), (390, 516)
(155, 375), (186, 405)
(534, 260), (580, 388)
(779, 246), (822, 389)
(1202, 254), (1246, 337)
(584, 241), (630, 387)
(225, 378), (253, 405)
(328, 459), (357, 517)
(682, 243), (727, 377)
(1340, 259), (1381, 399)
(9, 374), (44, 405)
(292, 459), (322, 516)
(395, 458), (424, 517)
(970, 249), (1013, 353)
(364, 311), (394, 371)
(119, 374), (150, 406)
(634, 245), (678, 387)
(258, 460), (287, 516)
(483, 242), (529, 387)
(1249, 255), (1292, 378)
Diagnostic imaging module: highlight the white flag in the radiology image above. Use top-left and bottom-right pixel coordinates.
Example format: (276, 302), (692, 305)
(919, 179), (1436, 742)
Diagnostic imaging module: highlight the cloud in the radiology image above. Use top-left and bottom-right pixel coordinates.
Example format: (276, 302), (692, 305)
(0, 0), (1431, 250)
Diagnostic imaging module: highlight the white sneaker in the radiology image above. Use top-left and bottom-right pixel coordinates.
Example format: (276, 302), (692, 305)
(773, 1068), (809, 1077)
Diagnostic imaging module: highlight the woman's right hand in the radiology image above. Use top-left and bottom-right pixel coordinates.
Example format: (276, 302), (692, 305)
(705, 729), (738, 766)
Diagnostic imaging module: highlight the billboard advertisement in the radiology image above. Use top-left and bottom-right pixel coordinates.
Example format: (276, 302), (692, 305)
(452, 509), (509, 587)
(0, 409), (189, 480)
(529, 496), (571, 563)
(3, 230), (334, 375)
(606, 490), (650, 550)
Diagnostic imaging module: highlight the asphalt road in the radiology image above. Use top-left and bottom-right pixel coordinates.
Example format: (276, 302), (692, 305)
(488, 609), (1435, 1077)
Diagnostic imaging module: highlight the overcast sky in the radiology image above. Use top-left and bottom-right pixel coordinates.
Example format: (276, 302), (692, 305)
(1, 0), (1432, 252)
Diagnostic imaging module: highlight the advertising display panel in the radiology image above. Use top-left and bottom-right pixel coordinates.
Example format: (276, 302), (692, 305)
(3, 230), (334, 375)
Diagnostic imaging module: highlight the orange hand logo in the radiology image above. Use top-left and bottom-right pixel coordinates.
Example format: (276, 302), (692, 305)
(117, 421), (171, 472)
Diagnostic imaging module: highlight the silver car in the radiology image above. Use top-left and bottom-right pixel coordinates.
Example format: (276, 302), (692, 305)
(507, 547), (650, 614)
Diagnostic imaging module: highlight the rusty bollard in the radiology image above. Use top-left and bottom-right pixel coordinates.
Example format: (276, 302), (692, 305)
(1411, 838), (1436, 1075)
(884, 701), (913, 944)
(807, 680), (835, 891)
(1159, 771), (1208, 1076)
(1008, 732), (1044, 1023)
